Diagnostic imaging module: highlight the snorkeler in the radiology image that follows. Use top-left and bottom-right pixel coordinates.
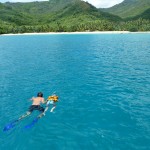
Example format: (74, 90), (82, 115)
(3, 92), (59, 131)
(18, 92), (45, 120)
(43, 95), (59, 115)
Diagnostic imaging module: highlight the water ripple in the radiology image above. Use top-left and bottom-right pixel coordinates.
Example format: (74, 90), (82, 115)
(0, 34), (150, 150)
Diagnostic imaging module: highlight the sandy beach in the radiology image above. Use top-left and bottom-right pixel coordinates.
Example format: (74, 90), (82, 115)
(1, 31), (150, 36)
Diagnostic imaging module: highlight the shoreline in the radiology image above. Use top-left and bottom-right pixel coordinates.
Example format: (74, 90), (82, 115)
(1, 31), (150, 36)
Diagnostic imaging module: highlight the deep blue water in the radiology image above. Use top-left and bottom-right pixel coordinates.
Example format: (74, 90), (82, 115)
(0, 33), (150, 150)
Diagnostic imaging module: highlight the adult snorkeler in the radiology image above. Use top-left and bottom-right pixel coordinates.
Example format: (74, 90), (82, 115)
(18, 92), (45, 120)
(3, 92), (59, 131)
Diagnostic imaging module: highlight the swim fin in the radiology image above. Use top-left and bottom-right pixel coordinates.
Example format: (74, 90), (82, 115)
(3, 120), (19, 132)
(24, 118), (38, 129)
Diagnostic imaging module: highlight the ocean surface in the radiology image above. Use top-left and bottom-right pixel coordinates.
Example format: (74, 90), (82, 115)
(0, 33), (150, 150)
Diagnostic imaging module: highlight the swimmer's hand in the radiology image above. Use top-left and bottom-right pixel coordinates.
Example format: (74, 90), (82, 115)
(30, 97), (35, 100)
(44, 99), (48, 104)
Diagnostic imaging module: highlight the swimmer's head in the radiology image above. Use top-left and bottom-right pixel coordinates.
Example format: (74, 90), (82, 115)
(37, 92), (43, 97)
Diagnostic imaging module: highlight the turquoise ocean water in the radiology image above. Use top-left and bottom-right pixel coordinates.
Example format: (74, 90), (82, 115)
(0, 33), (150, 150)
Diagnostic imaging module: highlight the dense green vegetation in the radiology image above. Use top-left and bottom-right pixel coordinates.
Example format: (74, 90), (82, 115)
(131, 8), (150, 20)
(0, 0), (150, 34)
(102, 0), (150, 19)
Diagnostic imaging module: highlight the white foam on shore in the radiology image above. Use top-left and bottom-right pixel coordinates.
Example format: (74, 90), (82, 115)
(1, 31), (150, 36)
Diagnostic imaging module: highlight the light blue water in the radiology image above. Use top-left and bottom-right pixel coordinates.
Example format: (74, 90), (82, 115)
(0, 33), (150, 150)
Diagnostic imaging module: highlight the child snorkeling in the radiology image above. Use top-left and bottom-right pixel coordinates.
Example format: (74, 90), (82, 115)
(43, 94), (59, 115)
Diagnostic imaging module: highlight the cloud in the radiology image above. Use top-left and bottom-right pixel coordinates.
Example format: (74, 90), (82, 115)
(83, 0), (124, 8)
(0, 0), (124, 8)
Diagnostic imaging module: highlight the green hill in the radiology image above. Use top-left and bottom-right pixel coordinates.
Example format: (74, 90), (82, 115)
(132, 8), (150, 20)
(0, 0), (80, 25)
(101, 0), (150, 19)
(0, 0), (121, 26)
(0, 2), (36, 25)
(42, 1), (121, 24)
(3, 0), (79, 14)
(0, 0), (149, 34)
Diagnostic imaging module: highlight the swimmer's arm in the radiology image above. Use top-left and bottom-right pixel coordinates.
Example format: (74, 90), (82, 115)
(43, 99), (48, 104)
(30, 97), (35, 100)
(41, 98), (47, 104)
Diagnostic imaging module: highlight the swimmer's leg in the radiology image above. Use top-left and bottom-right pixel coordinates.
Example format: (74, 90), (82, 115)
(37, 113), (44, 119)
(50, 106), (56, 112)
(37, 106), (46, 119)
(18, 111), (31, 121)
(43, 106), (49, 114)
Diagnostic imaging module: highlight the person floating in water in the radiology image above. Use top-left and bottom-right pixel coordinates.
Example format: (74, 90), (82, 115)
(3, 92), (59, 131)
(18, 92), (46, 120)
(43, 95), (59, 115)
(18, 92), (59, 121)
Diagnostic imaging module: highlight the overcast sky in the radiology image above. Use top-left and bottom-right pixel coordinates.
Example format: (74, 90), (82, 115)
(0, 0), (124, 8)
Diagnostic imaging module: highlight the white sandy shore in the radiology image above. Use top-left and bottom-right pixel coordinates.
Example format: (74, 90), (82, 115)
(1, 31), (150, 36)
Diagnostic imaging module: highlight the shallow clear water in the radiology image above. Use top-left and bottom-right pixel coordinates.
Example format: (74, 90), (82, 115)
(0, 33), (150, 150)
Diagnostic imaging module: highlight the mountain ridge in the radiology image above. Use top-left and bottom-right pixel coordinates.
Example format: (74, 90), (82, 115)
(101, 0), (150, 19)
(0, 0), (150, 33)
(0, 0), (122, 26)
